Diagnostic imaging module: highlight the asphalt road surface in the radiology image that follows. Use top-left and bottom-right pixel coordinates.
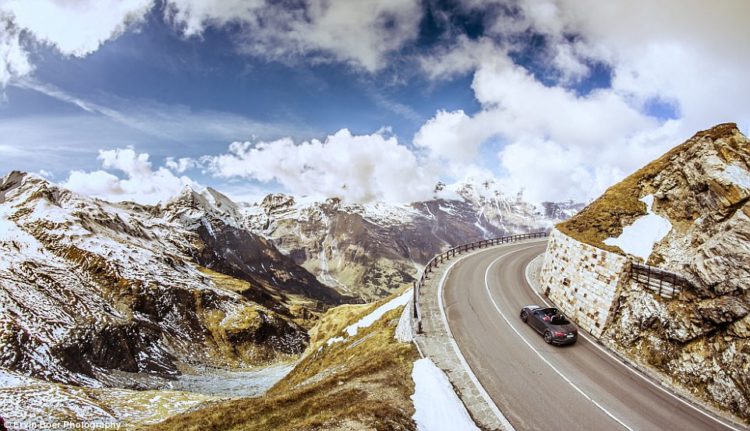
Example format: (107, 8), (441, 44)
(442, 240), (740, 431)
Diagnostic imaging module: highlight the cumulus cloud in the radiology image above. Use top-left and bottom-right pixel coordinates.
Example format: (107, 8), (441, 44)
(165, 157), (197, 173)
(418, 36), (509, 81)
(166, 0), (422, 72)
(2, 0), (152, 57)
(513, 0), (750, 126)
(0, 0), (152, 86)
(0, 14), (32, 87)
(1, 0), (423, 84)
(415, 0), (750, 203)
(64, 148), (197, 205)
(204, 129), (439, 203)
(413, 109), (496, 164)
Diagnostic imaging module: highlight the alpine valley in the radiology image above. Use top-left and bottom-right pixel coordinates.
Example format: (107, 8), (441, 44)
(0, 171), (578, 427)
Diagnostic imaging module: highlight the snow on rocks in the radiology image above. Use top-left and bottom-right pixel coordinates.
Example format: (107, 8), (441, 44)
(0, 367), (37, 388)
(604, 195), (672, 261)
(345, 289), (412, 337)
(326, 289), (412, 346)
(718, 163), (750, 190)
(411, 358), (479, 431)
(394, 299), (414, 343)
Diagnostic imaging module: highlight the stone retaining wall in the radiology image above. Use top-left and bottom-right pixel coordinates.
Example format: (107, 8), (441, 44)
(539, 229), (627, 337)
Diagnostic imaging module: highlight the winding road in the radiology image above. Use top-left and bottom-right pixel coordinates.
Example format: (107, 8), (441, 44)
(442, 239), (739, 431)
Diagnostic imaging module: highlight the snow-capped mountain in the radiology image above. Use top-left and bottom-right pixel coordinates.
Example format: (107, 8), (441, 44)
(0, 170), (578, 388)
(0, 172), (342, 388)
(244, 178), (577, 301)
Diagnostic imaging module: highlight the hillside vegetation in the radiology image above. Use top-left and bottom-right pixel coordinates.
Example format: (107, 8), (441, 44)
(149, 290), (419, 431)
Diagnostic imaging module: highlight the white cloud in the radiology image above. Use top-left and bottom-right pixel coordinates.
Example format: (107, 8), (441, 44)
(415, 0), (750, 203)
(205, 128), (439, 203)
(0, 0), (422, 89)
(165, 157), (196, 173)
(416, 59), (668, 202)
(0, 13), (32, 87)
(64, 147), (197, 205)
(470, 60), (657, 149)
(1, 0), (152, 57)
(0, 0), (152, 86)
(166, 0), (423, 72)
(413, 109), (496, 164)
(498, 139), (592, 204)
(418, 36), (509, 81)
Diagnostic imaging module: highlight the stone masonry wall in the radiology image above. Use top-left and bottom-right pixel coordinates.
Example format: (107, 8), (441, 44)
(540, 229), (628, 337)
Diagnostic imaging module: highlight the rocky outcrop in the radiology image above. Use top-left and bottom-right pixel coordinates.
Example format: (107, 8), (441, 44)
(161, 187), (347, 306)
(0, 173), (322, 388)
(559, 123), (750, 421)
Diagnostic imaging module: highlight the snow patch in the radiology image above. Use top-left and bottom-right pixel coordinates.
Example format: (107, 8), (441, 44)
(344, 289), (412, 337)
(394, 300), (414, 343)
(411, 358), (479, 431)
(201, 217), (215, 238)
(326, 289), (412, 346)
(325, 336), (345, 346)
(604, 195), (672, 261)
(0, 368), (37, 388)
(719, 163), (750, 189)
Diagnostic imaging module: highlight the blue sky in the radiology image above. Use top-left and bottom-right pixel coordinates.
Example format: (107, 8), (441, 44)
(0, 1), (747, 204)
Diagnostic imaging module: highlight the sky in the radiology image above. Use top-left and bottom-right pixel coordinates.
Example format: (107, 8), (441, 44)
(0, 0), (748, 205)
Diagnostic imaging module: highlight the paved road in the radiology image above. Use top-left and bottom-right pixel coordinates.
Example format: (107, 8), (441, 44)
(442, 240), (738, 431)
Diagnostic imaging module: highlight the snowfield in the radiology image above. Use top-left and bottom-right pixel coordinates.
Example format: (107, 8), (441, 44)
(411, 358), (479, 431)
(604, 195), (672, 261)
(326, 289), (412, 346)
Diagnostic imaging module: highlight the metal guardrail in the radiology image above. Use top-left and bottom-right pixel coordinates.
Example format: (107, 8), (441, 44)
(412, 231), (549, 333)
(630, 263), (691, 299)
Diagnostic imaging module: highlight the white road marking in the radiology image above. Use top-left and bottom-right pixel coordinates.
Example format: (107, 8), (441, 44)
(483, 246), (634, 431)
(437, 246), (518, 431)
(523, 254), (744, 431)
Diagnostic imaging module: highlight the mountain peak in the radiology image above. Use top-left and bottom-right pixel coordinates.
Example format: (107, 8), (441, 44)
(0, 171), (28, 202)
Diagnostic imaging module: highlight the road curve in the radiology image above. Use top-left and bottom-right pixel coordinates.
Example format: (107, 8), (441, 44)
(442, 240), (737, 431)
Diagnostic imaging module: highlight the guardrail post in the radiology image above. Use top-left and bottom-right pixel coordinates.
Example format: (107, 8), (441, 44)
(413, 281), (418, 318)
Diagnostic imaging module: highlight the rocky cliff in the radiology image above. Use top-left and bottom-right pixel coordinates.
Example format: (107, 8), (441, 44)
(559, 123), (750, 420)
(245, 179), (573, 301)
(0, 172), (342, 388)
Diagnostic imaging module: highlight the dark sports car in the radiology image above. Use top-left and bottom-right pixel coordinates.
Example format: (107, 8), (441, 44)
(520, 305), (578, 345)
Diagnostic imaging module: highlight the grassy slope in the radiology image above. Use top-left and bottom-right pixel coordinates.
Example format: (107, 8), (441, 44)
(148, 291), (419, 431)
(0, 381), (216, 430)
(557, 123), (740, 252)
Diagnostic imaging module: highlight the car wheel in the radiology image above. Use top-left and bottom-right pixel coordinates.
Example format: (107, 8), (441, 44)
(520, 311), (528, 322)
(544, 331), (553, 344)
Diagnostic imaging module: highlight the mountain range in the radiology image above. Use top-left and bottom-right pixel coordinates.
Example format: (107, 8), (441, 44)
(0, 171), (578, 388)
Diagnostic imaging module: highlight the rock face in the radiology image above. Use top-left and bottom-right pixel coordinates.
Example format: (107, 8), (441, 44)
(0, 173), (338, 388)
(244, 179), (571, 301)
(559, 123), (750, 421)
